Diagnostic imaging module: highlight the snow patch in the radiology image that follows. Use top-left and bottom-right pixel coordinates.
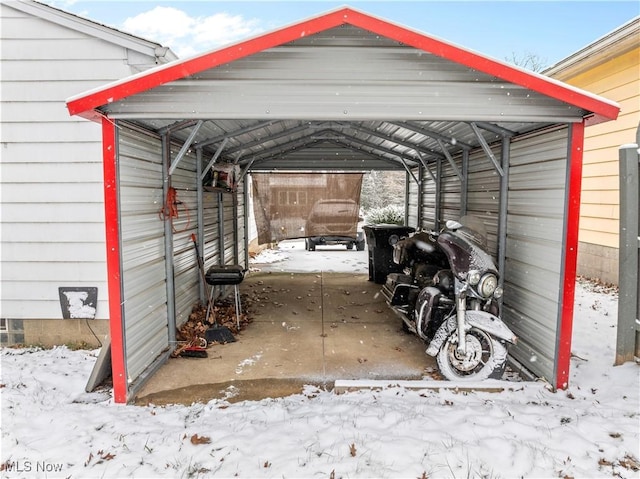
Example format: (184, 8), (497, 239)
(0, 282), (638, 478)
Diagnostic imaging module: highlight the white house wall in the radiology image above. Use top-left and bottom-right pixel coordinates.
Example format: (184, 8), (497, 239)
(0, 2), (165, 324)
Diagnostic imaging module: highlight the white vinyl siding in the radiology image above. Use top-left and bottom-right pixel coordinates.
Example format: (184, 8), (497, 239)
(0, 2), (162, 321)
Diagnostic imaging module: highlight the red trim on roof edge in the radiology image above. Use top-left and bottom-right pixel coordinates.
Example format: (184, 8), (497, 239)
(102, 118), (127, 404)
(66, 7), (619, 123)
(67, 10), (346, 117)
(555, 121), (585, 390)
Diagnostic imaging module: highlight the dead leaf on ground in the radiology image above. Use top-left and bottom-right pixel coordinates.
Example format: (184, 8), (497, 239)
(349, 443), (357, 457)
(620, 454), (640, 471)
(190, 434), (211, 445)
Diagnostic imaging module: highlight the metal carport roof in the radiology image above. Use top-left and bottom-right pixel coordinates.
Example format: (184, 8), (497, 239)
(67, 7), (618, 174)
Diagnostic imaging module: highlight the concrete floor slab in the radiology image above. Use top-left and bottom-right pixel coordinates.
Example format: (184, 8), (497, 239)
(134, 272), (436, 405)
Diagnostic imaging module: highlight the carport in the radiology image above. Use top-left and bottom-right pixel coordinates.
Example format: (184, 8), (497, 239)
(66, 7), (619, 403)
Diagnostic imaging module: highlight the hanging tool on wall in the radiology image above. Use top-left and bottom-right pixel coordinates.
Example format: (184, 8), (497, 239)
(159, 186), (191, 233)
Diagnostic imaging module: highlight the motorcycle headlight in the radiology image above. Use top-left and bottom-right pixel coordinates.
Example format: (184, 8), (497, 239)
(478, 273), (498, 298)
(467, 270), (481, 286)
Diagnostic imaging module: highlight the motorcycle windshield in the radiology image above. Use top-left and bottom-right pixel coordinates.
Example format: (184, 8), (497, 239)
(437, 226), (497, 279)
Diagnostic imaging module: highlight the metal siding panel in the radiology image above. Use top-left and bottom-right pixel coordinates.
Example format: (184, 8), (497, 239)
(407, 173), (419, 228)
(440, 160), (463, 228)
(170, 151), (199, 327)
(420, 168), (438, 229)
(504, 128), (569, 381)
(416, 129), (569, 381)
(465, 147), (502, 255)
(223, 190), (236, 264)
(102, 28), (586, 123)
(236, 181), (247, 266)
(117, 126), (169, 384)
(203, 192), (222, 268)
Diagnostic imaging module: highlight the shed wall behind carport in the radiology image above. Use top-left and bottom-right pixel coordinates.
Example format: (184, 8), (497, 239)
(415, 127), (571, 382)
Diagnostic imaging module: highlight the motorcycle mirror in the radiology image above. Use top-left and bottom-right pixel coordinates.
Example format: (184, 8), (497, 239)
(445, 220), (463, 230)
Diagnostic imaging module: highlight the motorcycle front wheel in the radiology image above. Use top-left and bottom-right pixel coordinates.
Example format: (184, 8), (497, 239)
(436, 327), (507, 381)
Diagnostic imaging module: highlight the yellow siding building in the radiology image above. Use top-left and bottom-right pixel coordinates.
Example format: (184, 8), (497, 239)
(546, 17), (640, 284)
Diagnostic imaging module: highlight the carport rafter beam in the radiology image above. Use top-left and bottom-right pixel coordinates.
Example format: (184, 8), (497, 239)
(415, 149), (436, 183)
(389, 121), (474, 150)
(329, 131), (422, 168)
(196, 120), (278, 149)
(399, 157), (420, 185)
(473, 121), (517, 138)
(237, 157), (257, 183)
(469, 122), (504, 177)
(200, 137), (230, 181)
(224, 122), (331, 157)
(169, 120), (204, 176)
(158, 119), (201, 135)
(437, 139), (463, 181)
(240, 127), (410, 170)
(237, 129), (339, 164)
(347, 123), (443, 162)
(322, 138), (410, 168)
(246, 133), (404, 170)
(320, 138), (406, 167)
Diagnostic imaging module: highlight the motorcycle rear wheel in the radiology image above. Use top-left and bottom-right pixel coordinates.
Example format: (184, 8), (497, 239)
(436, 327), (507, 381)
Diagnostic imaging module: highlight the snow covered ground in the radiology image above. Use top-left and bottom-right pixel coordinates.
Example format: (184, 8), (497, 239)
(1, 244), (638, 478)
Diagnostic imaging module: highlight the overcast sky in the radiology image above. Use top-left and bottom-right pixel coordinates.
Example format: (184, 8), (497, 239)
(43, 1), (639, 67)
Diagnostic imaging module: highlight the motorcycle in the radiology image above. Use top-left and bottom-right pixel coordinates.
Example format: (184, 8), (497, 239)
(381, 216), (517, 381)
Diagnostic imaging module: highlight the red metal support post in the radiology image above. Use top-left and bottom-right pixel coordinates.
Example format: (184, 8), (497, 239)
(555, 121), (585, 390)
(101, 117), (127, 403)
